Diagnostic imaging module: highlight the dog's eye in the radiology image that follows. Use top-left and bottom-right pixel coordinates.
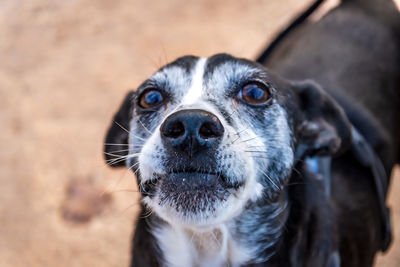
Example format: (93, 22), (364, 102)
(139, 89), (165, 108)
(238, 83), (270, 104)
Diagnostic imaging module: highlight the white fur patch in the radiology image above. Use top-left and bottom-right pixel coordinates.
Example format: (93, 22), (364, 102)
(181, 58), (207, 106)
(153, 223), (251, 267)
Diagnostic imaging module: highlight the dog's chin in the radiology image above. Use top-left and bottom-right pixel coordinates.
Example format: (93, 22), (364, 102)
(141, 172), (245, 227)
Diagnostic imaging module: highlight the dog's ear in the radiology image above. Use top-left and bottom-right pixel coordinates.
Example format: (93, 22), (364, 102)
(104, 91), (135, 167)
(292, 80), (352, 159)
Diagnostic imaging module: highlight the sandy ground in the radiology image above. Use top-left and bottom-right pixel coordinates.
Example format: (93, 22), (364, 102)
(0, 0), (399, 266)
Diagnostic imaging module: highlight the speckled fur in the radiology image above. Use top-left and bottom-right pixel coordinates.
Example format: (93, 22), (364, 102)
(125, 54), (295, 266)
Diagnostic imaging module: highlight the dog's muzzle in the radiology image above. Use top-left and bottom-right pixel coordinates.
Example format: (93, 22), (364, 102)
(140, 110), (242, 213)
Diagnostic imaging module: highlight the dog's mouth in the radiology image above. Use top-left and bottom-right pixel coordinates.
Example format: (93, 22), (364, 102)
(140, 168), (245, 222)
(140, 169), (244, 195)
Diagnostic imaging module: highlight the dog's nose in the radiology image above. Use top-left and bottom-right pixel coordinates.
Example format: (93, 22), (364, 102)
(160, 109), (224, 156)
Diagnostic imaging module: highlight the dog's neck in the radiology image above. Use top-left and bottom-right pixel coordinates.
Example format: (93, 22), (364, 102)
(228, 194), (289, 264)
(146, 165), (340, 267)
(150, 191), (289, 267)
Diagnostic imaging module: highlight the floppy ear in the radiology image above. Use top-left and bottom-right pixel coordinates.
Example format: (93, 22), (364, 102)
(104, 91), (135, 167)
(293, 80), (352, 160)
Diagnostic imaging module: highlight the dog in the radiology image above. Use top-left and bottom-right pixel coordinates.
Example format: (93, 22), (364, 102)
(104, 0), (400, 266)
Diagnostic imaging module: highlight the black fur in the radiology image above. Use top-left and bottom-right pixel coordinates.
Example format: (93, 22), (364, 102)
(104, 91), (135, 167)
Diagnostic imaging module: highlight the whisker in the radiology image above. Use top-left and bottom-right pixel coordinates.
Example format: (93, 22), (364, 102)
(105, 147), (143, 155)
(257, 167), (280, 190)
(161, 41), (169, 66)
(210, 230), (222, 250)
(292, 167), (301, 175)
(127, 161), (140, 172)
(104, 152), (141, 161)
(231, 136), (241, 144)
(114, 121), (147, 141)
(239, 136), (258, 143)
(108, 153), (141, 160)
(140, 208), (154, 219)
(234, 127), (248, 136)
(106, 158), (130, 166)
(286, 182), (307, 186)
(246, 154), (270, 159)
(133, 164), (141, 173)
(121, 202), (142, 215)
(104, 151), (129, 158)
(104, 148), (132, 154)
(227, 109), (237, 119)
(106, 153), (140, 165)
(106, 157), (128, 166)
(145, 53), (163, 69)
(107, 189), (141, 194)
(104, 143), (142, 147)
(114, 121), (130, 135)
(138, 119), (153, 135)
(244, 150), (267, 153)
(101, 160), (138, 196)
(246, 145), (265, 149)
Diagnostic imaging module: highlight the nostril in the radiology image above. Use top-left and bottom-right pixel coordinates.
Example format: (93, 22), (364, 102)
(163, 121), (185, 139)
(199, 121), (223, 139)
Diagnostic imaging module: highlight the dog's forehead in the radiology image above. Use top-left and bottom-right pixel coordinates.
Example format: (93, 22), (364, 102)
(204, 53), (261, 80)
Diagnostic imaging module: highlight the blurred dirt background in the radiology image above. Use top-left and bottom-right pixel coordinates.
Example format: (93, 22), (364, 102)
(0, 0), (399, 266)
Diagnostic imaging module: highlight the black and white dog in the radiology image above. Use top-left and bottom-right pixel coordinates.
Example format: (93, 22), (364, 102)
(104, 0), (400, 266)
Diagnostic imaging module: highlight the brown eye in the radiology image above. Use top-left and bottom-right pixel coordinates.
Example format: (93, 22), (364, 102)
(139, 89), (164, 108)
(238, 83), (270, 104)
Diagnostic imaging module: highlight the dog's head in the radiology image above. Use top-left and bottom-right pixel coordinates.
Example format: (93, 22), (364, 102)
(104, 54), (351, 228)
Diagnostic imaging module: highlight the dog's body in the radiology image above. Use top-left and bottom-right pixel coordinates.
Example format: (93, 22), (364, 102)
(104, 0), (400, 266)
(262, 0), (400, 171)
